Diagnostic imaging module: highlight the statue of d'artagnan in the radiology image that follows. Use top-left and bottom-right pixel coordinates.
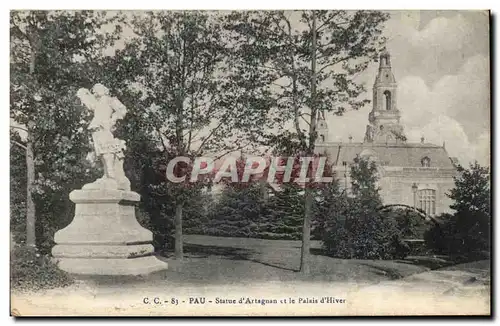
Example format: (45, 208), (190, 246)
(54, 84), (167, 276)
(77, 84), (130, 191)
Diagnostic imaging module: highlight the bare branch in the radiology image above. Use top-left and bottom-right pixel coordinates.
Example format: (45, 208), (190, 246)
(11, 140), (27, 151)
(155, 125), (168, 152)
(194, 120), (225, 155)
(10, 125), (28, 132)
(300, 115), (311, 127)
(317, 56), (350, 75)
(213, 140), (253, 161)
(272, 81), (293, 91)
(316, 12), (340, 33)
(271, 13), (289, 39)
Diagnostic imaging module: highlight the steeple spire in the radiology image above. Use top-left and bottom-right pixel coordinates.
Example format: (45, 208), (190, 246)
(379, 49), (391, 68)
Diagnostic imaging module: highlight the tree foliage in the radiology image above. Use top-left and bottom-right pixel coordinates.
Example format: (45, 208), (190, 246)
(10, 10), (120, 251)
(425, 162), (491, 260)
(228, 10), (389, 149)
(322, 157), (411, 260)
(11, 245), (74, 291)
(100, 11), (280, 259)
(10, 11), (396, 266)
(227, 10), (389, 272)
(448, 162), (490, 215)
(205, 183), (265, 238)
(261, 184), (305, 240)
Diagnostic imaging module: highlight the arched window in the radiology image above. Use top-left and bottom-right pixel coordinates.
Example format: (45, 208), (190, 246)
(417, 189), (436, 216)
(320, 134), (325, 142)
(383, 90), (391, 111)
(421, 156), (431, 167)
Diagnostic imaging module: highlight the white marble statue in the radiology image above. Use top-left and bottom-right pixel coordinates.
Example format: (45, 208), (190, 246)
(77, 84), (130, 191)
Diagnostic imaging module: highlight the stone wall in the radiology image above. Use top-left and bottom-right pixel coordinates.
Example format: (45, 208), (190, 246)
(332, 166), (457, 215)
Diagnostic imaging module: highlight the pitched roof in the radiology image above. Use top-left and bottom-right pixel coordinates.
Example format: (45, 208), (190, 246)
(316, 142), (455, 169)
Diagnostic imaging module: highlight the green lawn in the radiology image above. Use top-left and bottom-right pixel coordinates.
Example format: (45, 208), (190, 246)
(155, 234), (448, 285)
(12, 235), (487, 316)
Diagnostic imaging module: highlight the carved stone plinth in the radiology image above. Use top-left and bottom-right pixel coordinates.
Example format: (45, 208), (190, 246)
(52, 189), (167, 276)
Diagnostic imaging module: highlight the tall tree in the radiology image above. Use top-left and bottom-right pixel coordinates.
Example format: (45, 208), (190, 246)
(263, 184), (305, 240)
(206, 183), (264, 238)
(314, 176), (344, 240)
(448, 162), (490, 216)
(10, 10), (120, 248)
(229, 10), (389, 273)
(105, 11), (273, 259)
(350, 155), (383, 209)
(424, 162), (491, 257)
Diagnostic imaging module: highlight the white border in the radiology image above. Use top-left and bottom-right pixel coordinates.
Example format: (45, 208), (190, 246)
(2, 2), (497, 325)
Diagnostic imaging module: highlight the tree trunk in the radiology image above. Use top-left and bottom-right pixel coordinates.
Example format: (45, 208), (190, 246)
(25, 128), (36, 247)
(300, 187), (313, 274)
(174, 202), (183, 260)
(26, 28), (38, 248)
(299, 10), (318, 275)
(260, 179), (268, 202)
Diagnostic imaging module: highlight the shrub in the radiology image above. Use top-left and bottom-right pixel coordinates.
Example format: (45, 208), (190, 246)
(10, 245), (73, 291)
(204, 184), (265, 238)
(425, 211), (490, 260)
(322, 220), (351, 258)
(424, 162), (491, 261)
(322, 157), (411, 260)
(388, 208), (428, 239)
(257, 185), (305, 240)
(323, 209), (410, 260)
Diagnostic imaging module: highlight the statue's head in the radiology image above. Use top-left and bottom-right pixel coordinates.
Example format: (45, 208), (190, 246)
(92, 84), (110, 97)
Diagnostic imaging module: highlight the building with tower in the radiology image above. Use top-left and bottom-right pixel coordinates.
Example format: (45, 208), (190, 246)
(315, 51), (458, 216)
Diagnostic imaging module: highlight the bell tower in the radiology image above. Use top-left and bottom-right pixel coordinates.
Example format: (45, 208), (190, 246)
(364, 50), (406, 143)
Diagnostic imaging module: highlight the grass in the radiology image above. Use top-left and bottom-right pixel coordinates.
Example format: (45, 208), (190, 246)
(154, 234), (436, 285)
(11, 235), (490, 316)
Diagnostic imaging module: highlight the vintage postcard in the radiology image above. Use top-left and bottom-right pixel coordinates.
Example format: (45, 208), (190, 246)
(9, 9), (491, 317)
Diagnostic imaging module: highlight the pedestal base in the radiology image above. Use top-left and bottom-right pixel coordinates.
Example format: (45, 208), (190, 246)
(55, 256), (168, 276)
(52, 189), (168, 276)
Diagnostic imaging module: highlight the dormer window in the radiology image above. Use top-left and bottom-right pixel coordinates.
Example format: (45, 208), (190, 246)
(421, 156), (431, 167)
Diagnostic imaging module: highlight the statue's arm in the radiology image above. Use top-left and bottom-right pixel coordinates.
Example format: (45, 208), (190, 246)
(77, 88), (98, 110)
(111, 97), (127, 120)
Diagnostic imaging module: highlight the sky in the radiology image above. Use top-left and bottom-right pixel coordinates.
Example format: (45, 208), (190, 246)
(325, 10), (490, 166)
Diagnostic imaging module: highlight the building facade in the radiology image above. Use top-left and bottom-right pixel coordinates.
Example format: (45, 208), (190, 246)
(315, 51), (458, 216)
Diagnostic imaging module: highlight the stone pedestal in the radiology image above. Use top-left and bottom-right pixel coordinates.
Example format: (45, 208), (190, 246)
(52, 189), (167, 276)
